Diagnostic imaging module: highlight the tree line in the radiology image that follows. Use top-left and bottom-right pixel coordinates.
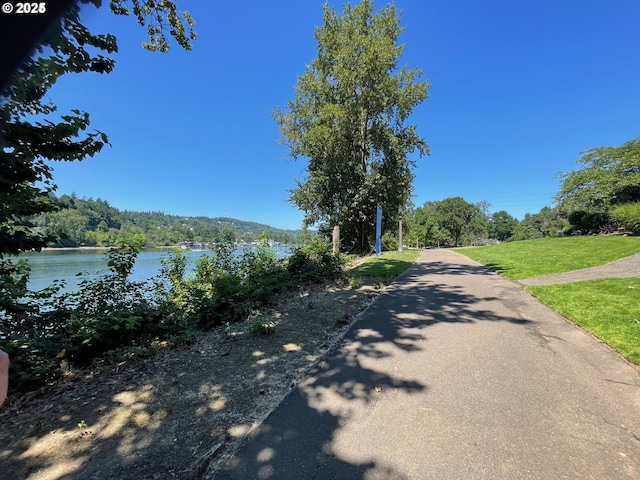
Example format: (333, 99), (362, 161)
(31, 195), (303, 248)
(393, 198), (565, 249)
(391, 135), (640, 249)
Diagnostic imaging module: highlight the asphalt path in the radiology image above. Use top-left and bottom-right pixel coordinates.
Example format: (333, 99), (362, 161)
(214, 249), (640, 479)
(519, 253), (640, 286)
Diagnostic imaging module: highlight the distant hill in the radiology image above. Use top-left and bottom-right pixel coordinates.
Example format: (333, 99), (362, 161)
(31, 195), (304, 247)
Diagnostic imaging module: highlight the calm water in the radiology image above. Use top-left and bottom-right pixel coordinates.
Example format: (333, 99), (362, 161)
(20, 246), (292, 292)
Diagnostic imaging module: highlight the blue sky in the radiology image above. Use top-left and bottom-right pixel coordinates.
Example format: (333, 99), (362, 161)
(43, 1), (640, 230)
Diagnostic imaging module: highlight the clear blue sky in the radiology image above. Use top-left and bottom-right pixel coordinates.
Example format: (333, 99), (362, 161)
(44, 0), (640, 230)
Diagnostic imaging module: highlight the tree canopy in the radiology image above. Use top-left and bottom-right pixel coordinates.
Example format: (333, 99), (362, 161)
(556, 137), (640, 213)
(432, 197), (488, 247)
(511, 206), (567, 240)
(109, 0), (195, 52)
(555, 136), (640, 233)
(30, 195), (302, 247)
(489, 211), (519, 242)
(405, 197), (489, 248)
(274, 0), (429, 251)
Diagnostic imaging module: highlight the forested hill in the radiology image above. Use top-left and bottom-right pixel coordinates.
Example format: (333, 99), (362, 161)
(32, 195), (303, 247)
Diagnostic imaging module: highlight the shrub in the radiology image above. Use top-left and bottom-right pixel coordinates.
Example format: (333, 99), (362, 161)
(1, 237), (186, 390)
(159, 237), (290, 328)
(1, 255), (74, 390)
(60, 238), (189, 364)
(287, 234), (344, 283)
(159, 244), (246, 327)
(2, 233), (345, 392)
(611, 202), (640, 234)
(250, 312), (276, 335)
(239, 232), (289, 305)
(567, 210), (611, 234)
(381, 232), (398, 251)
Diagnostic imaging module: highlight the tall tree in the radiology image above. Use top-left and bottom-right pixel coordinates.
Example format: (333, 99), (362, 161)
(434, 197), (487, 247)
(489, 210), (519, 241)
(406, 202), (443, 248)
(274, 0), (429, 251)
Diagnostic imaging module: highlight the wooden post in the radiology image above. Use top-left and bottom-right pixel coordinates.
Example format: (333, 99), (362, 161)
(332, 226), (340, 255)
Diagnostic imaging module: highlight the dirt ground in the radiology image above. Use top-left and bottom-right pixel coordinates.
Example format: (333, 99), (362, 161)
(0, 278), (383, 479)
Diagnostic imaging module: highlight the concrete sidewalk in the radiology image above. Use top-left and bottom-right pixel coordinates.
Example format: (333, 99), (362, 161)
(213, 250), (640, 479)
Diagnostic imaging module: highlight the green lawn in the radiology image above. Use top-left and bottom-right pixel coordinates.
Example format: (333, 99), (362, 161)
(461, 236), (640, 280)
(350, 249), (421, 281)
(527, 279), (640, 365)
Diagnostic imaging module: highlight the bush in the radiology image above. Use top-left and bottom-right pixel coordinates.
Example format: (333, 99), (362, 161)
(2, 233), (346, 392)
(287, 234), (344, 283)
(239, 233), (289, 305)
(611, 202), (640, 234)
(159, 236), (291, 328)
(1, 237), (187, 391)
(159, 244), (245, 327)
(381, 232), (398, 251)
(567, 210), (611, 234)
(250, 312), (276, 335)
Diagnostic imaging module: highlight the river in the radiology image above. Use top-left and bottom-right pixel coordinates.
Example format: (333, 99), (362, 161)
(19, 246), (293, 292)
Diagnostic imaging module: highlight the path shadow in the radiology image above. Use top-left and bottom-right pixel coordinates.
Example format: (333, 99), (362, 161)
(0, 256), (530, 479)
(215, 257), (529, 479)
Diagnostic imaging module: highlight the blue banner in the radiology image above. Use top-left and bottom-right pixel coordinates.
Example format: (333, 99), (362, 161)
(375, 206), (382, 255)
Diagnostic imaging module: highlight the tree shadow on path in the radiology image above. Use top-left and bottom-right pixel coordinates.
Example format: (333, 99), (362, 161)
(215, 255), (530, 479)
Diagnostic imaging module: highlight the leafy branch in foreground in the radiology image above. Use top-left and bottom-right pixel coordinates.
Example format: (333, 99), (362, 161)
(109, 0), (196, 52)
(1, 0), (196, 257)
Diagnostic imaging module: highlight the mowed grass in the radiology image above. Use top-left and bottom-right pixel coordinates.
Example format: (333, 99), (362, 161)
(350, 249), (421, 281)
(461, 236), (640, 280)
(527, 279), (640, 365)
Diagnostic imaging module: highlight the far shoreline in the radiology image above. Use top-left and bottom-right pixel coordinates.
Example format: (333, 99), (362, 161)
(39, 246), (178, 252)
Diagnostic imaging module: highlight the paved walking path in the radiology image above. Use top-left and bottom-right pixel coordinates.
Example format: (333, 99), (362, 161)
(213, 250), (640, 479)
(519, 252), (640, 285)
